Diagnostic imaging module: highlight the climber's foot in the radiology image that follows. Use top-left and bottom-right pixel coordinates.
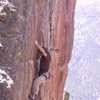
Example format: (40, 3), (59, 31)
(28, 95), (34, 100)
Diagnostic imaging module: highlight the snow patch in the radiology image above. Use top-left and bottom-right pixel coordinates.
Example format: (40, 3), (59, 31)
(95, 38), (100, 45)
(97, 6), (100, 12)
(97, 94), (100, 100)
(0, 0), (16, 15)
(77, 0), (100, 6)
(98, 59), (100, 63)
(0, 69), (14, 88)
(0, 42), (3, 47)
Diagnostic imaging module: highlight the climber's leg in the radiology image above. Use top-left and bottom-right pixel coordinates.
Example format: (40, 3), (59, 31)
(28, 72), (49, 100)
(32, 74), (46, 96)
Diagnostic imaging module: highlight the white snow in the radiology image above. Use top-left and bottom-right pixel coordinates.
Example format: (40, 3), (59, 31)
(97, 6), (100, 12)
(0, 42), (3, 47)
(98, 59), (100, 63)
(77, 0), (100, 6)
(65, 0), (100, 99)
(95, 38), (100, 45)
(97, 94), (100, 100)
(0, 69), (14, 88)
(0, 0), (16, 15)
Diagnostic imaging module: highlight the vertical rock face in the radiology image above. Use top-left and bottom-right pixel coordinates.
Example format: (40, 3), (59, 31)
(0, 0), (76, 100)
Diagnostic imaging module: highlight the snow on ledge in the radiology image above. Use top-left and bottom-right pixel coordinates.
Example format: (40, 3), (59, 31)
(0, 42), (3, 47)
(0, 69), (14, 88)
(0, 0), (16, 15)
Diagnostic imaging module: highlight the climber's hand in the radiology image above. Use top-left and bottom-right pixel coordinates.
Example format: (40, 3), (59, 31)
(35, 40), (38, 45)
(34, 40), (47, 57)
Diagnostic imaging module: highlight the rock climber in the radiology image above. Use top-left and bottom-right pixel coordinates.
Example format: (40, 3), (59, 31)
(29, 39), (51, 100)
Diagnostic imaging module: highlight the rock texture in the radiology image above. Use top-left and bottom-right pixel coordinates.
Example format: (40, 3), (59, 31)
(0, 0), (76, 100)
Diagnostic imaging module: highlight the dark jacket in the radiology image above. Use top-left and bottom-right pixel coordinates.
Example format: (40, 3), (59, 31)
(39, 47), (51, 76)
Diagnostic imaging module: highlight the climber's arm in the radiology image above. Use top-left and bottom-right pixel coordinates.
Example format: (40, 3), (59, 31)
(35, 40), (47, 57)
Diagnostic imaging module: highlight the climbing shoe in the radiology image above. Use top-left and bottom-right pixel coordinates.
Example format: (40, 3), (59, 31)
(28, 95), (34, 100)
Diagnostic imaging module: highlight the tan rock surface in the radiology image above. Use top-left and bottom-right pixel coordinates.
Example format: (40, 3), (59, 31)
(0, 0), (76, 100)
